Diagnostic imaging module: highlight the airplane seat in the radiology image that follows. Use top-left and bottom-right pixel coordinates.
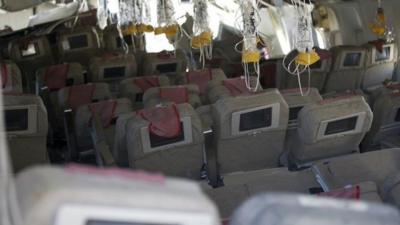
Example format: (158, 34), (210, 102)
(207, 77), (263, 104)
(143, 85), (202, 109)
(280, 88), (322, 165)
(57, 26), (102, 67)
(324, 46), (367, 93)
(1, 60), (23, 94)
(362, 90), (400, 150)
(88, 53), (137, 94)
(118, 104), (204, 179)
(213, 90), (289, 174)
(15, 165), (220, 225)
(73, 98), (133, 152)
(3, 94), (48, 172)
(362, 43), (398, 91)
(284, 55), (333, 91)
(8, 36), (54, 92)
(229, 193), (400, 225)
(177, 68), (227, 104)
(36, 63), (85, 93)
(57, 83), (112, 111)
(119, 75), (170, 109)
(288, 95), (373, 166)
(259, 59), (283, 89)
(141, 50), (187, 83)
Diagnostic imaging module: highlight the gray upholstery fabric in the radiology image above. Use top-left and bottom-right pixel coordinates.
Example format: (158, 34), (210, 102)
(123, 104), (204, 179)
(362, 43), (398, 90)
(15, 166), (220, 225)
(280, 88), (322, 165)
(57, 27), (101, 67)
(362, 92), (400, 149)
(324, 46), (367, 93)
(119, 75), (170, 109)
(89, 53), (137, 82)
(102, 27), (136, 53)
(141, 50), (187, 83)
(284, 58), (333, 91)
(143, 84), (202, 108)
(212, 89), (289, 173)
(36, 63), (85, 90)
(289, 95), (373, 165)
(8, 36), (54, 91)
(74, 98), (133, 151)
(1, 60), (23, 94)
(206, 77), (263, 104)
(3, 94), (48, 172)
(230, 193), (399, 225)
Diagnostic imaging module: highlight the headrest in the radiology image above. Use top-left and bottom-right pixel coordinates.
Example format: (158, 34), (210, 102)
(67, 84), (96, 110)
(230, 193), (400, 225)
(1, 61), (23, 94)
(44, 64), (70, 91)
(89, 100), (118, 128)
(366, 43), (397, 66)
(133, 76), (160, 92)
(223, 77), (253, 97)
(15, 165), (220, 225)
(57, 26), (98, 52)
(186, 69), (212, 94)
(137, 104), (181, 138)
(298, 95), (373, 143)
(159, 86), (189, 104)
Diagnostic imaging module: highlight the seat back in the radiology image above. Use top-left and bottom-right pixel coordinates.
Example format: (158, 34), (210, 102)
(230, 193), (400, 225)
(142, 50), (187, 82)
(213, 90), (289, 173)
(281, 88), (322, 150)
(8, 36), (54, 91)
(117, 104), (204, 178)
(1, 61), (23, 94)
(363, 43), (398, 90)
(89, 53), (137, 93)
(285, 55), (333, 91)
(143, 85), (202, 108)
(363, 90), (400, 149)
(119, 75), (170, 108)
(15, 165), (220, 225)
(103, 27), (136, 53)
(3, 94), (48, 172)
(74, 98), (133, 151)
(36, 63), (84, 92)
(57, 27), (101, 67)
(324, 46), (367, 93)
(289, 95), (373, 165)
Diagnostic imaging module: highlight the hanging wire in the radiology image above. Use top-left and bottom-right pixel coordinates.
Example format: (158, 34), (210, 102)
(234, 0), (263, 92)
(282, 0), (320, 96)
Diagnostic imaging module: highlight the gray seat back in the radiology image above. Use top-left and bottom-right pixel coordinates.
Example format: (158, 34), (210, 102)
(142, 50), (187, 82)
(230, 193), (400, 225)
(289, 95), (373, 165)
(3, 94), (48, 172)
(120, 104), (204, 179)
(363, 43), (398, 90)
(88, 53), (137, 93)
(57, 27), (101, 67)
(324, 46), (367, 93)
(363, 91), (400, 149)
(213, 90), (289, 173)
(15, 165), (220, 225)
